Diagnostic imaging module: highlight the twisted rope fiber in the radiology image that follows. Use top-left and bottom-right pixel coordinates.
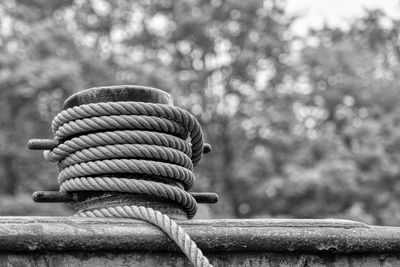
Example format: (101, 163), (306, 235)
(45, 130), (192, 163)
(58, 159), (195, 190)
(51, 101), (203, 165)
(58, 144), (193, 170)
(46, 101), (212, 266)
(55, 115), (187, 143)
(61, 177), (197, 218)
(75, 205), (211, 267)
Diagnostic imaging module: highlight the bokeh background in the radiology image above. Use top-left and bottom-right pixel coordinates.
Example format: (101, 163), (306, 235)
(1, 0), (400, 225)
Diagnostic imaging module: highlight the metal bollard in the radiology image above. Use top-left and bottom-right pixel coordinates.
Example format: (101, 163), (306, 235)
(29, 85), (218, 219)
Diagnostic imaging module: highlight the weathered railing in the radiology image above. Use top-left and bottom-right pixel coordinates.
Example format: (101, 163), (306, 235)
(1, 217), (400, 266)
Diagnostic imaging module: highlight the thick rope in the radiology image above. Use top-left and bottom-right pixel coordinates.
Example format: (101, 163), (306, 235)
(58, 144), (193, 170)
(44, 130), (192, 163)
(51, 102), (203, 165)
(44, 101), (212, 267)
(75, 205), (211, 267)
(61, 177), (197, 218)
(55, 115), (188, 141)
(58, 159), (195, 190)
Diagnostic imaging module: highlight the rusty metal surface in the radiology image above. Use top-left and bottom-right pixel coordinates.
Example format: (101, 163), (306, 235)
(0, 217), (399, 266)
(1, 252), (399, 267)
(0, 217), (399, 254)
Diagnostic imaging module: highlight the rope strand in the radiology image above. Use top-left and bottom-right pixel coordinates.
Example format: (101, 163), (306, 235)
(75, 205), (211, 267)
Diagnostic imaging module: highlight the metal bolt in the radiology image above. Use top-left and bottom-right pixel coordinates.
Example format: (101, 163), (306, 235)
(32, 191), (218, 204)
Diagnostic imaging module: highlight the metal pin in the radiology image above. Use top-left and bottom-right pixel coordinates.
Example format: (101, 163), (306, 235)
(32, 191), (73, 203)
(28, 139), (57, 150)
(191, 192), (218, 204)
(32, 191), (219, 204)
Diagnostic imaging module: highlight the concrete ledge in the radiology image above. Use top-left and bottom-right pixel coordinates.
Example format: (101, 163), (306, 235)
(0, 217), (399, 254)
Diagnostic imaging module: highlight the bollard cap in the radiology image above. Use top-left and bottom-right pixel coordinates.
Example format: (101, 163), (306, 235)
(63, 85), (173, 109)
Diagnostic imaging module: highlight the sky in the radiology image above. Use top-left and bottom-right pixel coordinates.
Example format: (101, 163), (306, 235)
(287, 0), (400, 35)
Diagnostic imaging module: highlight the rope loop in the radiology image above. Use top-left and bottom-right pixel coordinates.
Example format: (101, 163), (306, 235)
(51, 102), (204, 166)
(62, 178), (198, 218)
(58, 159), (195, 190)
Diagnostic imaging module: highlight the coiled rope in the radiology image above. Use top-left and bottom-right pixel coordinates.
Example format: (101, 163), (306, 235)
(43, 101), (212, 267)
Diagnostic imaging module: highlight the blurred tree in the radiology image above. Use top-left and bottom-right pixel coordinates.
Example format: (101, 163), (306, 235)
(0, 0), (117, 212)
(257, 10), (400, 225)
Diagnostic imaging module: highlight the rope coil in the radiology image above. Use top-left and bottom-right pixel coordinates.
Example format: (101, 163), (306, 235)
(43, 101), (212, 267)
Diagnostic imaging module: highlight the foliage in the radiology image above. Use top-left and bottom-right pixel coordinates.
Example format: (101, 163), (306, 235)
(265, 11), (400, 225)
(0, 0), (399, 225)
